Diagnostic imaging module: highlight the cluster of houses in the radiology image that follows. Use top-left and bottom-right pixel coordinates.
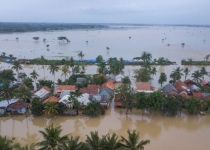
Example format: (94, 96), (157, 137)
(0, 74), (124, 115)
(1, 73), (210, 115)
(161, 80), (210, 100)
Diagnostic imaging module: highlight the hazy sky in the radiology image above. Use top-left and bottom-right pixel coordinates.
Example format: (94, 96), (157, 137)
(1, 0), (210, 25)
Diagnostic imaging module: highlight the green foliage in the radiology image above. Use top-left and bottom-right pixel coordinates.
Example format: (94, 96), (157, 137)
(108, 57), (124, 75)
(147, 91), (164, 111)
(22, 77), (34, 90)
(68, 92), (81, 115)
(122, 76), (131, 85)
(0, 135), (15, 150)
(158, 72), (167, 87)
(37, 80), (54, 88)
(14, 85), (32, 102)
(37, 124), (69, 149)
(134, 67), (152, 82)
(185, 97), (202, 114)
(43, 102), (59, 115)
(163, 96), (182, 116)
(31, 99), (44, 116)
(96, 55), (103, 63)
(135, 92), (149, 110)
(92, 74), (106, 85)
(119, 130), (150, 150)
(83, 100), (105, 117)
(85, 131), (104, 150)
(0, 79), (15, 101)
(63, 136), (86, 150)
(0, 69), (16, 81)
(57, 103), (67, 115)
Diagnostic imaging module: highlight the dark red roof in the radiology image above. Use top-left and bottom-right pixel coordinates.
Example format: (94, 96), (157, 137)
(8, 101), (28, 109)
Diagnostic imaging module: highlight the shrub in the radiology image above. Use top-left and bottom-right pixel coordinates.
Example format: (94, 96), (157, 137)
(31, 99), (44, 116)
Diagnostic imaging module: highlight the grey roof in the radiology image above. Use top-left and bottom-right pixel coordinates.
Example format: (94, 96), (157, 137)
(190, 85), (201, 92)
(99, 87), (114, 96)
(106, 74), (116, 81)
(162, 84), (178, 93)
(34, 89), (50, 99)
(76, 78), (87, 84)
(59, 90), (72, 99)
(203, 93), (210, 98)
(89, 94), (109, 104)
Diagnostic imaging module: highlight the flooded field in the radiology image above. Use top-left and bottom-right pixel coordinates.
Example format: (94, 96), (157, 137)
(0, 26), (210, 150)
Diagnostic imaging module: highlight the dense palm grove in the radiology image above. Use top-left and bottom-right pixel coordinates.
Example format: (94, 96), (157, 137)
(0, 124), (150, 150)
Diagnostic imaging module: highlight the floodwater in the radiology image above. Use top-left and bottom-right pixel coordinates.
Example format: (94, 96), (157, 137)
(1, 103), (210, 150)
(1, 26), (210, 149)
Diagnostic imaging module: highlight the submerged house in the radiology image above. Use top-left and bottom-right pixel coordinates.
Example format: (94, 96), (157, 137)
(162, 84), (178, 96)
(136, 82), (153, 93)
(89, 94), (110, 109)
(7, 101), (28, 114)
(33, 86), (50, 101)
(114, 94), (123, 107)
(173, 81), (190, 94)
(0, 99), (17, 115)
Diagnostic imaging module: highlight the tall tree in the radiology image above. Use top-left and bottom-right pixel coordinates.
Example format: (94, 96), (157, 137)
(14, 85), (32, 102)
(158, 72), (167, 87)
(0, 135), (16, 150)
(48, 63), (59, 82)
(11, 61), (23, 81)
(30, 70), (39, 86)
(40, 55), (46, 79)
(85, 131), (104, 150)
(170, 67), (183, 82)
(43, 102), (59, 115)
(119, 130), (150, 150)
(134, 67), (152, 82)
(183, 67), (190, 80)
(0, 80), (15, 105)
(200, 67), (208, 80)
(61, 65), (70, 80)
(36, 124), (69, 149)
(78, 51), (85, 60)
(68, 92), (81, 115)
(191, 70), (202, 83)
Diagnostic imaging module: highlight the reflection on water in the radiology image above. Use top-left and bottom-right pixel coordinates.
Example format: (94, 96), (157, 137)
(1, 103), (210, 150)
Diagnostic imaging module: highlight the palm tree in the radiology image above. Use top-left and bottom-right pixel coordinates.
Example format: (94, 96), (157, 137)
(69, 56), (75, 74)
(158, 72), (167, 87)
(140, 51), (152, 65)
(48, 63), (59, 82)
(11, 61), (23, 81)
(61, 65), (70, 80)
(119, 130), (150, 150)
(40, 55), (46, 79)
(0, 135), (16, 150)
(200, 67), (208, 80)
(36, 124), (69, 150)
(183, 67), (190, 80)
(43, 102), (59, 115)
(78, 51), (85, 60)
(150, 67), (157, 77)
(63, 136), (86, 150)
(30, 70), (39, 86)
(0, 80), (15, 105)
(103, 133), (121, 150)
(43, 38), (46, 42)
(188, 58), (193, 65)
(14, 143), (36, 150)
(85, 131), (103, 150)
(191, 70), (202, 83)
(1, 52), (6, 56)
(9, 54), (13, 58)
(171, 67), (183, 81)
(14, 85), (32, 102)
(181, 43), (185, 47)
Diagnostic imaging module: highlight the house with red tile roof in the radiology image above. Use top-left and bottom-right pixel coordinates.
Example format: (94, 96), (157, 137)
(43, 96), (59, 104)
(56, 85), (76, 96)
(101, 80), (115, 91)
(184, 79), (196, 88)
(136, 82), (153, 93)
(173, 81), (190, 94)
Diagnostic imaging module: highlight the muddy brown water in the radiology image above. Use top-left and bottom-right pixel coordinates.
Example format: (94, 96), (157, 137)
(1, 102), (210, 150)
(0, 26), (210, 149)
